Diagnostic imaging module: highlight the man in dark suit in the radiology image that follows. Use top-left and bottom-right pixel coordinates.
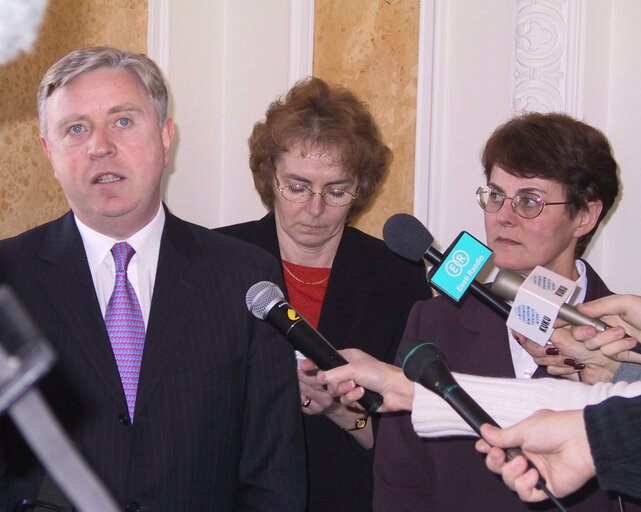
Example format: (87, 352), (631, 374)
(0, 46), (306, 511)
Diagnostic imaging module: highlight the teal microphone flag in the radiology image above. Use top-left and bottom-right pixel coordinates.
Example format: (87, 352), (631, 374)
(429, 232), (492, 302)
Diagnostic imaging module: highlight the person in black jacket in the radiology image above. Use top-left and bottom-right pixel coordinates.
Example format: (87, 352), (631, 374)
(0, 46), (305, 512)
(217, 77), (430, 512)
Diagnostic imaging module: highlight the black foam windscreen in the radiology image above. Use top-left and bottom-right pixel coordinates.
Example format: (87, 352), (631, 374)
(397, 337), (441, 381)
(382, 213), (434, 262)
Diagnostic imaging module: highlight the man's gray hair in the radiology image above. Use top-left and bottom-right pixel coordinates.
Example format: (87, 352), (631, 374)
(37, 46), (168, 138)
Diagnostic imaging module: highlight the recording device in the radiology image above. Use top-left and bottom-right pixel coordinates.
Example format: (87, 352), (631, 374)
(399, 337), (499, 434)
(382, 213), (510, 318)
(245, 281), (383, 413)
(398, 336), (568, 512)
(493, 267), (641, 354)
(0, 285), (120, 512)
(493, 268), (608, 331)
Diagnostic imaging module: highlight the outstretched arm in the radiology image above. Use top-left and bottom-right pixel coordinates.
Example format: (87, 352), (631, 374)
(313, 348), (415, 413)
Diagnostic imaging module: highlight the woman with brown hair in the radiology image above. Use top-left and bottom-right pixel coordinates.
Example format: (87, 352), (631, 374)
(217, 77), (429, 511)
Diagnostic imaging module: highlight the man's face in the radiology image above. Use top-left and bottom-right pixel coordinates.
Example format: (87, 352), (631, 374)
(41, 67), (173, 239)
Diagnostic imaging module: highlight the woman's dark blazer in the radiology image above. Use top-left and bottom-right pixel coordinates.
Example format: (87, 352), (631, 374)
(217, 214), (431, 512)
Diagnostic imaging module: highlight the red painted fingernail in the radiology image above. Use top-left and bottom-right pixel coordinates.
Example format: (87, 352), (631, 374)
(512, 332), (526, 345)
(546, 347), (560, 355)
(574, 363), (586, 370)
(564, 358), (576, 367)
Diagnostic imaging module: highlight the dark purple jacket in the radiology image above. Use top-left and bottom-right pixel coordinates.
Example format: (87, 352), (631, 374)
(374, 261), (641, 511)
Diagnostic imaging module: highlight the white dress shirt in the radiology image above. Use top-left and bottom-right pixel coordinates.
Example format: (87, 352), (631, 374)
(74, 205), (165, 328)
(508, 259), (588, 379)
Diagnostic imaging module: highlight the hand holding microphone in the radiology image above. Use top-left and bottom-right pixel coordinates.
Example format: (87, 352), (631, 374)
(492, 268), (609, 333)
(246, 281), (383, 413)
(397, 337), (569, 512)
(493, 267), (641, 356)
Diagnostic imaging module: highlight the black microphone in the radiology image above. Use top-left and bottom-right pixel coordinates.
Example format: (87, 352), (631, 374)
(383, 213), (510, 319)
(399, 337), (498, 433)
(398, 337), (568, 511)
(245, 281), (383, 413)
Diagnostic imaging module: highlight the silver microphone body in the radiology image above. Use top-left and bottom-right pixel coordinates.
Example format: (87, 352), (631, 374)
(492, 269), (609, 331)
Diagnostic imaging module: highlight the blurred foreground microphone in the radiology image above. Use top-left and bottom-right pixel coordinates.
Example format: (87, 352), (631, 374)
(0, 285), (119, 512)
(383, 213), (510, 319)
(246, 281), (383, 413)
(0, 0), (48, 66)
(492, 266), (611, 347)
(398, 337), (568, 511)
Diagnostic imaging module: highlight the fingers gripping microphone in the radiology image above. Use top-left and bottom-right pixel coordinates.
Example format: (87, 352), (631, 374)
(246, 281), (383, 413)
(398, 337), (568, 512)
(383, 214), (510, 319)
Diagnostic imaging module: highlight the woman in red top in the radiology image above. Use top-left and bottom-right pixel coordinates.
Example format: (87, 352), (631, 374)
(217, 77), (429, 512)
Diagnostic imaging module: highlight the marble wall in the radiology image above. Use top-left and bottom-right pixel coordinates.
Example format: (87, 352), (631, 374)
(0, 0), (147, 239)
(1, 0), (419, 241)
(313, 0), (420, 238)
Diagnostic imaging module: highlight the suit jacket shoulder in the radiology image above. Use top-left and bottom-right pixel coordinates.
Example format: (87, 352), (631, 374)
(0, 210), (306, 512)
(217, 215), (430, 362)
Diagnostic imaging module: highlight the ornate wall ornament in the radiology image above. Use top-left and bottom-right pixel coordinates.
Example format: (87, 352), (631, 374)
(512, 0), (586, 115)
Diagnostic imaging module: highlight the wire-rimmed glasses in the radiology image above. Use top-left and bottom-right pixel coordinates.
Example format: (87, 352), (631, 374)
(476, 185), (571, 219)
(275, 175), (359, 208)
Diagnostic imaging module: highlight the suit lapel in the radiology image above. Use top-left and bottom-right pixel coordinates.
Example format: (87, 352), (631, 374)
(38, 213), (125, 403)
(247, 215), (282, 261)
(458, 294), (517, 377)
(134, 212), (201, 415)
(318, 227), (377, 350)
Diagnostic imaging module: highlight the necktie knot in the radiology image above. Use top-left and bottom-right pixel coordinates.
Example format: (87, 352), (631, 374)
(111, 242), (135, 274)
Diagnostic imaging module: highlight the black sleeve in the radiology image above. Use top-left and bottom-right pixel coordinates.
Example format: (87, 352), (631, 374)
(584, 395), (641, 500)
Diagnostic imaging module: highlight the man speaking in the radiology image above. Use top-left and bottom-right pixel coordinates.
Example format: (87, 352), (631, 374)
(0, 46), (305, 511)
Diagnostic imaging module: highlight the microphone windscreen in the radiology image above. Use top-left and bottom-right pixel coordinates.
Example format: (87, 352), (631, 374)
(397, 337), (441, 382)
(383, 214), (434, 262)
(245, 281), (284, 319)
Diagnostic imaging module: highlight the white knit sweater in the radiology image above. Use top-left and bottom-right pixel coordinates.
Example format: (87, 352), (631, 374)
(411, 374), (641, 437)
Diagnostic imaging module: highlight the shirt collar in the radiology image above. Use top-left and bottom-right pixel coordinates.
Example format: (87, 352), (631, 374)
(74, 204), (165, 273)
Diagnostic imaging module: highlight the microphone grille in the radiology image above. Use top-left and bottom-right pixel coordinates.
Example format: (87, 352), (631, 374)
(383, 214), (434, 262)
(245, 281), (284, 320)
(397, 337), (442, 382)
(491, 269), (524, 302)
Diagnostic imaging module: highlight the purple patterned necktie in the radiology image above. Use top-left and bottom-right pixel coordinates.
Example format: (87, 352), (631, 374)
(105, 242), (145, 422)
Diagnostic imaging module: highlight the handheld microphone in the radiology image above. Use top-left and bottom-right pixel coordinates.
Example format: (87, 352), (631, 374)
(399, 337), (498, 433)
(398, 337), (568, 512)
(493, 269), (608, 331)
(245, 281), (383, 413)
(383, 214), (510, 319)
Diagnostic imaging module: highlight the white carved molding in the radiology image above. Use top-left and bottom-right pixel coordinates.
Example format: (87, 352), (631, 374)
(512, 0), (586, 116)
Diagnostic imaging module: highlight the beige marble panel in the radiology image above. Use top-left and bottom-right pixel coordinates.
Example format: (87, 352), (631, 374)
(0, 0), (148, 239)
(314, 0), (420, 238)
